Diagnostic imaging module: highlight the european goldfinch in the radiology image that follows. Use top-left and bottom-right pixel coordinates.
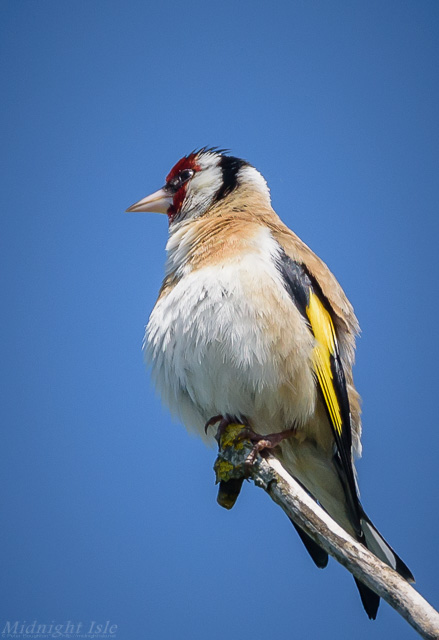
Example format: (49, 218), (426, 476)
(127, 148), (413, 619)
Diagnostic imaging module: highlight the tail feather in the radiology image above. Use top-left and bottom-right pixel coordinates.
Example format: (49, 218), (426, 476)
(360, 511), (414, 583)
(352, 510), (414, 619)
(289, 505), (414, 620)
(290, 518), (328, 568)
(290, 515), (380, 618)
(354, 577), (380, 619)
(282, 452), (413, 617)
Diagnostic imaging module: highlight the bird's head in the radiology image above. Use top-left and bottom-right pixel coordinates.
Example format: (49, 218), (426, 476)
(126, 148), (271, 225)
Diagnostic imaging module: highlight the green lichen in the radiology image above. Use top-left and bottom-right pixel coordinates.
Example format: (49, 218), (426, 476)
(219, 423), (247, 450)
(214, 459), (234, 482)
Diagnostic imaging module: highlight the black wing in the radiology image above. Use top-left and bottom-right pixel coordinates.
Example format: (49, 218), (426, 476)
(276, 249), (363, 535)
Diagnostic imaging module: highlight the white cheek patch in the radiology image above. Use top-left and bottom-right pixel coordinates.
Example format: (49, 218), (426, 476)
(181, 158), (223, 219)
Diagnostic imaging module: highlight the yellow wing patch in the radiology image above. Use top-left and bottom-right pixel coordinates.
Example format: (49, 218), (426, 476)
(306, 292), (343, 436)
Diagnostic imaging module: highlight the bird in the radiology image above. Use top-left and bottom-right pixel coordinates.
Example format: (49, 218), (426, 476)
(127, 147), (414, 619)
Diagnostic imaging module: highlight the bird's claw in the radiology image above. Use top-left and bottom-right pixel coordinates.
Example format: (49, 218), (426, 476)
(204, 415), (223, 435)
(206, 414), (297, 463)
(243, 427), (298, 467)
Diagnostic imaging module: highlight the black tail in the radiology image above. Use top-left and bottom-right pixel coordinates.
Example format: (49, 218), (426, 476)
(289, 518), (328, 568)
(354, 577), (380, 619)
(290, 509), (413, 620)
(354, 509), (414, 619)
(360, 510), (414, 582)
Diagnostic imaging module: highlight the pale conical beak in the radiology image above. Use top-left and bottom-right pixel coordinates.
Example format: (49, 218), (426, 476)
(126, 188), (173, 213)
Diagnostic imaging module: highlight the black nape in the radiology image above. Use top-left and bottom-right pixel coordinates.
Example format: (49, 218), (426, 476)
(215, 155), (249, 202)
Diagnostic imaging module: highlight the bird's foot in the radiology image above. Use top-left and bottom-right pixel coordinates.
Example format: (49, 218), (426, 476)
(243, 426), (297, 466)
(205, 414), (249, 443)
(209, 417), (296, 509)
(205, 415), (296, 465)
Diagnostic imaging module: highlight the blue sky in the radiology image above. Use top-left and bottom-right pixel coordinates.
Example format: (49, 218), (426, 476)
(1, 1), (438, 639)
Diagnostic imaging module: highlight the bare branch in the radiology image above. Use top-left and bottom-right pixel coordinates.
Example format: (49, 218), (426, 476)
(214, 424), (439, 640)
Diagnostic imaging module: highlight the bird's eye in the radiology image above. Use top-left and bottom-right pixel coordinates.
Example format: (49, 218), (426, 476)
(167, 169), (195, 192)
(179, 169), (194, 183)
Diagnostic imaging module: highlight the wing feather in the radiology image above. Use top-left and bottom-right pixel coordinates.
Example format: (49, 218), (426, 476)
(276, 248), (363, 533)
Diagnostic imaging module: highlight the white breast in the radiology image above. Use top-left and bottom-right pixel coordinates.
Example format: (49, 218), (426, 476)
(145, 227), (316, 441)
